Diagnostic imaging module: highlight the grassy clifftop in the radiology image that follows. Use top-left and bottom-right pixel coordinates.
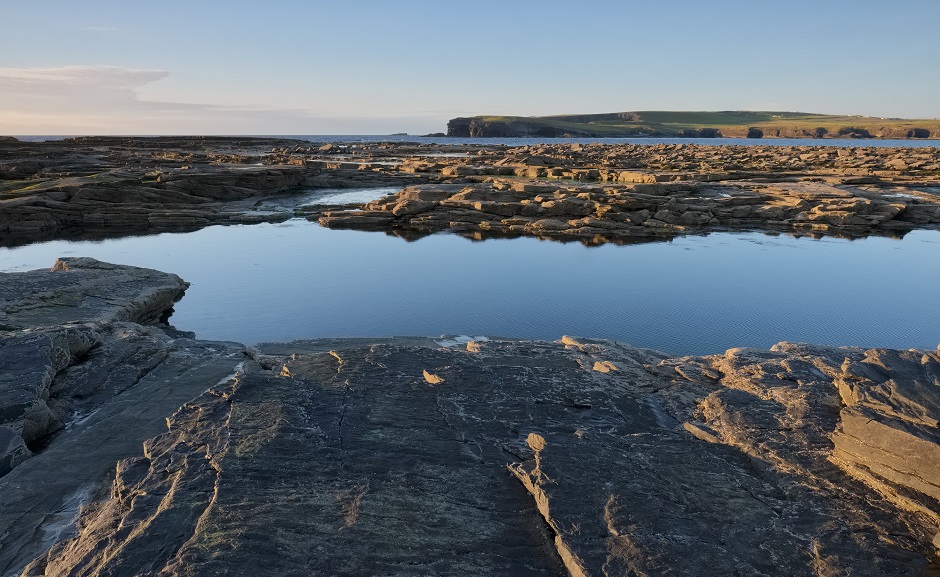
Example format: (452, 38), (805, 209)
(446, 111), (940, 139)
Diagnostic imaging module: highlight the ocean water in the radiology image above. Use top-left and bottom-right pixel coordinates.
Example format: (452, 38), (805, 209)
(2, 220), (938, 356)
(13, 135), (940, 148)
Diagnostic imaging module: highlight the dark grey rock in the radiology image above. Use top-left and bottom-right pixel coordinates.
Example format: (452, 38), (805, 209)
(0, 325), (99, 449)
(0, 325), (247, 576)
(0, 257), (188, 329)
(1, 257), (938, 575)
(18, 337), (940, 576)
(0, 258), (252, 575)
(0, 426), (30, 476)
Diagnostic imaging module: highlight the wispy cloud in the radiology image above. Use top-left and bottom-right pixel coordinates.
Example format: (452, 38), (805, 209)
(0, 65), (444, 134)
(0, 66), (173, 120)
(0, 65), (167, 88)
(82, 26), (119, 32)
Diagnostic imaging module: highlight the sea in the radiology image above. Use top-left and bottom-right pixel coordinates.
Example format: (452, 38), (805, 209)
(13, 135), (940, 148)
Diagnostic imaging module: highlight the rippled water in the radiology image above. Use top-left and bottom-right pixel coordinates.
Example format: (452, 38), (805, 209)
(2, 221), (938, 356)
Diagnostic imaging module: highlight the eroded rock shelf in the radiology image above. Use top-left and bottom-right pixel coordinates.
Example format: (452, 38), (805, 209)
(0, 260), (937, 576)
(1, 136), (939, 575)
(2, 137), (940, 247)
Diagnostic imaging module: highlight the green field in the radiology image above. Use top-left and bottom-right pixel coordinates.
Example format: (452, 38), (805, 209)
(449, 111), (940, 139)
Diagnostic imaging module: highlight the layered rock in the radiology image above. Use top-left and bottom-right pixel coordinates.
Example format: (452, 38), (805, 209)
(310, 142), (940, 243)
(4, 138), (940, 247)
(0, 257), (237, 473)
(0, 259), (247, 575)
(445, 112), (940, 139)
(0, 258), (938, 575)
(0, 257), (188, 330)
(0, 164), (311, 238)
(11, 331), (940, 576)
(0, 324), (246, 575)
(318, 180), (940, 243)
(3, 133), (940, 576)
(829, 348), (940, 528)
(0, 137), (431, 246)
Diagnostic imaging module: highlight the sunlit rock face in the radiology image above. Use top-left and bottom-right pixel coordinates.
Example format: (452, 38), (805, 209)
(4, 137), (940, 248)
(319, 178), (940, 245)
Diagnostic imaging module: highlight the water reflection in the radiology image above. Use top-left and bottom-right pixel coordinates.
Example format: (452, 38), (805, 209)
(1, 221), (938, 356)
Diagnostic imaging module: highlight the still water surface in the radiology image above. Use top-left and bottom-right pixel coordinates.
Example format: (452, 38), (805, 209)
(2, 221), (937, 355)
(16, 135), (940, 148)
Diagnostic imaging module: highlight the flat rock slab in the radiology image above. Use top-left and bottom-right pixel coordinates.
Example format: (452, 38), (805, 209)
(0, 329), (246, 576)
(21, 338), (940, 576)
(0, 258), (249, 575)
(0, 257), (188, 329)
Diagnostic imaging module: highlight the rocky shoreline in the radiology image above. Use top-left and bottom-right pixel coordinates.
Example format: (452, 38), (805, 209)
(0, 137), (433, 247)
(0, 259), (937, 576)
(2, 137), (940, 247)
(2, 137), (939, 575)
(314, 143), (940, 243)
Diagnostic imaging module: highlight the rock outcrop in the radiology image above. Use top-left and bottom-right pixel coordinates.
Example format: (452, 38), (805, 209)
(3, 134), (940, 576)
(0, 257), (188, 330)
(4, 138), (940, 247)
(448, 117), (573, 137)
(311, 142), (940, 244)
(6, 333), (938, 575)
(0, 256), (192, 471)
(318, 180), (940, 244)
(0, 259), (938, 575)
(0, 137), (431, 246)
(0, 259), (247, 575)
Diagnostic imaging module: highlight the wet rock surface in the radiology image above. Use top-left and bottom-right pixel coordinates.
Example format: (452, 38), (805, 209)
(0, 256), (193, 472)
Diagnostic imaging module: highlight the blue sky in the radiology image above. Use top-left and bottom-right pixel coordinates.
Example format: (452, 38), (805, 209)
(1, 0), (937, 134)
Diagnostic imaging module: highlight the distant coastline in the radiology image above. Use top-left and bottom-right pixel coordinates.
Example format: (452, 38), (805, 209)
(8, 135), (940, 149)
(446, 110), (940, 139)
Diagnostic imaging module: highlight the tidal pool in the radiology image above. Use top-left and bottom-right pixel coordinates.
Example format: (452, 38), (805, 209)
(1, 221), (938, 355)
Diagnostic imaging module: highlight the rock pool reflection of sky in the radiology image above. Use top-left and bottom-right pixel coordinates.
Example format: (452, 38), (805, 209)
(1, 221), (938, 356)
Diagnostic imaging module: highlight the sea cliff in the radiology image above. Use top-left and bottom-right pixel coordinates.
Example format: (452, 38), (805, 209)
(446, 111), (940, 139)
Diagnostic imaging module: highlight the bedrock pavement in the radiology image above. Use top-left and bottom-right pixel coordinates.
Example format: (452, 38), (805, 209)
(0, 260), (938, 576)
(3, 137), (940, 247)
(0, 259), (247, 575)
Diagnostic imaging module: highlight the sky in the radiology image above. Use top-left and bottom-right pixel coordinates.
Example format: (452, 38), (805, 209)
(1, 0), (938, 135)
